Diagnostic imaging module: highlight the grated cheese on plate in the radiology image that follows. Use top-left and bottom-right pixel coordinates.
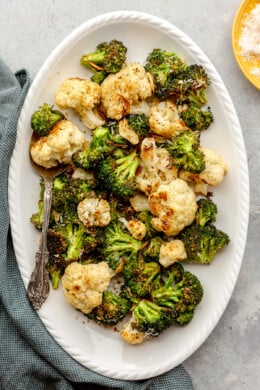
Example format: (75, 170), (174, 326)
(238, 3), (260, 61)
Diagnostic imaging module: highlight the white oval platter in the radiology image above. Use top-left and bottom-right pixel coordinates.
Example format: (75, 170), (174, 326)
(8, 11), (249, 380)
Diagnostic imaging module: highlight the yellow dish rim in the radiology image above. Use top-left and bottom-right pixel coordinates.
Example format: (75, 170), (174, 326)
(232, 0), (260, 90)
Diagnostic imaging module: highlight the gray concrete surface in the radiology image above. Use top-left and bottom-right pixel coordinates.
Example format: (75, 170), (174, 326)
(1, 0), (259, 389)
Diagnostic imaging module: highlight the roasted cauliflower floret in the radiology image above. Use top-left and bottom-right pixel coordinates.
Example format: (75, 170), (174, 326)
(129, 193), (150, 212)
(120, 318), (147, 345)
(61, 261), (113, 314)
(118, 118), (139, 145)
(30, 119), (86, 169)
(149, 178), (197, 236)
(159, 240), (187, 268)
(127, 219), (147, 240)
(149, 99), (188, 138)
(136, 137), (178, 195)
(100, 62), (154, 120)
(179, 147), (228, 194)
(55, 77), (105, 129)
(130, 98), (153, 116)
(77, 198), (111, 228)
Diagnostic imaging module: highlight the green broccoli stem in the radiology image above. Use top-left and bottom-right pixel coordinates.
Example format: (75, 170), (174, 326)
(49, 268), (61, 289)
(115, 151), (139, 179)
(66, 225), (84, 260)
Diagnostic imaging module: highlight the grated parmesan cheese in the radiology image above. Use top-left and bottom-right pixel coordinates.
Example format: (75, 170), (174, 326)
(238, 4), (260, 61)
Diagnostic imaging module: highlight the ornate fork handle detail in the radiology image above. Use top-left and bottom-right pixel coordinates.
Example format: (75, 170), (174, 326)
(27, 178), (53, 310)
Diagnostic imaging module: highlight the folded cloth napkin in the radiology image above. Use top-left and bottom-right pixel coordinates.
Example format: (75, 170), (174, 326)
(0, 59), (193, 390)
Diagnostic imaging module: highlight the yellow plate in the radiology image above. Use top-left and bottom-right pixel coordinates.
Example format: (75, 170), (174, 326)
(232, 0), (260, 89)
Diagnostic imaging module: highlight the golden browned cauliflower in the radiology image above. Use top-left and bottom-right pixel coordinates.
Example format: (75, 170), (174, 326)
(127, 219), (147, 240)
(149, 178), (197, 236)
(136, 137), (178, 195)
(55, 77), (105, 129)
(159, 240), (187, 268)
(129, 193), (150, 212)
(61, 261), (114, 314)
(77, 198), (111, 228)
(30, 119), (86, 169)
(118, 118), (139, 145)
(120, 318), (147, 345)
(100, 62), (154, 120)
(149, 99), (188, 138)
(178, 147), (228, 195)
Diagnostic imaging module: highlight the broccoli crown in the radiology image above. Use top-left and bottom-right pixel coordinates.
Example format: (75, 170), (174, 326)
(145, 48), (186, 87)
(127, 114), (150, 137)
(156, 64), (210, 105)
(141, 236), (164, 262)
(98, 150), (140, 197)
(133, 299), (175, 337)
(80, 39), (127, 82)
(123, 255), (162, 297)
(72, 126), (126, 170)
(30, 200), (44, 230)
(137, 210), (158, 239)
(31, 103), (64, 136)
(165, 261), (185, 284)
(51, 173), (94, 221)
(180, 104), (214, 131)
(81, 231), (103, 255)
(86, 290), (131, 326)
(151, 270), (203, 325)
(47, 255), (65, 289)
(179, 223), (230, 264)
(90, 69), (107, 84)
(166, 130), (205, 173)
(101, 222), (142, 270)
(195, 198), (217, 227)
(47, 222), (86, 262)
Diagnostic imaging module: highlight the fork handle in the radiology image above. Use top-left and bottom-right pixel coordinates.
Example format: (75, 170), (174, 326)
(27, 178), (53, 310)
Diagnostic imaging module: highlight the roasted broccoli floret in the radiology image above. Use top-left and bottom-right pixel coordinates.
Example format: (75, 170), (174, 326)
(123, 254), (162, 297)
(72, 126), (126, 170)
(50, 173), (94, 223)
(137, 210), (158, 239)
(126, 114), (150, 138)
(151, 269), (203, 325)
(31, 103), (64, 136)
(180, 104), (214, 131)
(80, 39), (127, 83)
(165, 130), (205, 173)
(165, 262), (185, 284)
(141, 237), (164, 262)
(46, 221), (90, 288)
(47, 256), (65, 289)
(47, 222), (86, 262)
(98, 149), (140, 197)
(156, 64), (211, 105)
(179, 223), (230, 264)
(145, 48), (186, 88)
(86, 290), (131, 326)
(132, 299), (175, 337)
(30, 199), (44, 229)
(195, 198), (217, 227)
(101, 221), (142, 270)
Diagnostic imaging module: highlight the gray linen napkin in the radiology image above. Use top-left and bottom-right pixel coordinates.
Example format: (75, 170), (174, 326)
(0, 59), (193, 390)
